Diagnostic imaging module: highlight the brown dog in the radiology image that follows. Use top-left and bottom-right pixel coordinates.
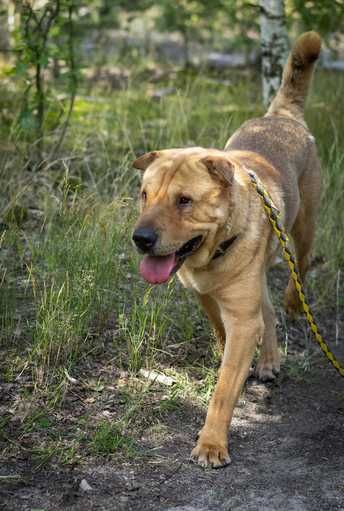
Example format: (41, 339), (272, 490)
(132, 32), (322, 468)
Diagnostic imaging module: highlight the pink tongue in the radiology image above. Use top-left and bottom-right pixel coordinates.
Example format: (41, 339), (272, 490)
(140, 254), (176, 284)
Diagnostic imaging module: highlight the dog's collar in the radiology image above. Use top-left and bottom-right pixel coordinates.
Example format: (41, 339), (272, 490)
(212, 235), (238, 261)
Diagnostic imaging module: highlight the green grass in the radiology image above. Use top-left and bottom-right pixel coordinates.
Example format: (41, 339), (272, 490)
(0, 64), (343, 461)
(91, 420), (136, 457)
(30, 193), (129, 383)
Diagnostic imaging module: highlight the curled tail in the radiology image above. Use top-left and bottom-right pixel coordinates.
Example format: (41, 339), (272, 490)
(267, 31), (321, 123)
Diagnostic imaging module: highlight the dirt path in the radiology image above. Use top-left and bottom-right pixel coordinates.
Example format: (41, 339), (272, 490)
(1, 342), (344, 511)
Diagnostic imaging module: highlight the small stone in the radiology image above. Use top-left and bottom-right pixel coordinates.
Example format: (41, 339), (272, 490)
(139, 369), (175, 386)
(79, 479), (93, 491)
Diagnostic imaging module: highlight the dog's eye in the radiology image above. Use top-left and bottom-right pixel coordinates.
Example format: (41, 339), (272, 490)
(141, 191), (147, 201)
(178, 196), (192, 207)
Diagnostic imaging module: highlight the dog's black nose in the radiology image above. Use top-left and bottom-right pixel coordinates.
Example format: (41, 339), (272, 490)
(132, 227), (158, 252)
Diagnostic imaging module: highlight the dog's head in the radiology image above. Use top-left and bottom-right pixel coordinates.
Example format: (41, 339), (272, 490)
(132, 148), (235, 284)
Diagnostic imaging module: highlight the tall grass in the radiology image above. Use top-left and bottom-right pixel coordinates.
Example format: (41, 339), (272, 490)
(29, 192), (128, 381)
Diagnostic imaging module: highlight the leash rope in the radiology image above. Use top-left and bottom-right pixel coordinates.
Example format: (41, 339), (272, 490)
(247, 171), (344, 377)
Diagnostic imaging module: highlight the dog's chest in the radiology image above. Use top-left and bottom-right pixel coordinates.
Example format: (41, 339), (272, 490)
(177, 266), (218, 294)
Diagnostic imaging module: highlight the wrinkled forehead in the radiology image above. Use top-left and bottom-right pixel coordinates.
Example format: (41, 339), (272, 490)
(142, 155), (215, 199)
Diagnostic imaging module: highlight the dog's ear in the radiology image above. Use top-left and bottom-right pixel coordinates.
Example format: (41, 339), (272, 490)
(201, 156), (234, 186)
(133, 151), (159, 171)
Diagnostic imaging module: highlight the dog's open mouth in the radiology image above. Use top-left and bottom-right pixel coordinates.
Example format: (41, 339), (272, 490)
(139, 235), (203, 285)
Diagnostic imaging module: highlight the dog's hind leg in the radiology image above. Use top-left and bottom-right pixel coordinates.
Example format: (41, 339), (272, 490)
(284, 214), (315, 317)
(198, 293), (226, 353)
(255, 273), (280, 381)
(284, 162), (320, 317)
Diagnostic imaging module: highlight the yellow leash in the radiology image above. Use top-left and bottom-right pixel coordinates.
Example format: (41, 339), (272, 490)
(248, 170), (344, 378)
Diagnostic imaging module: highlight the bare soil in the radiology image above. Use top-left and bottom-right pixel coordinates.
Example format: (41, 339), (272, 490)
(1, 270), (344, 511)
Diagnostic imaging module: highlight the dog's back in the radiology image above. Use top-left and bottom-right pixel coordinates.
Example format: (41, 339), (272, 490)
(225, 32), (322, 229)
(225, 115), (313, 180)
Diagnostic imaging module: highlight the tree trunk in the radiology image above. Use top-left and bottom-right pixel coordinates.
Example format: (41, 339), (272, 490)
(259, 0), (289, 107)
(0, 0), (12, 57)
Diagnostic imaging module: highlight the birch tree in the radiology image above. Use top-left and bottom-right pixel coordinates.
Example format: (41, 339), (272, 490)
(0, 1), (14, 57)
(260, 0), (289, 106)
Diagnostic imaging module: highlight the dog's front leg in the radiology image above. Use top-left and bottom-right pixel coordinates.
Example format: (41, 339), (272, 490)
(197, 293), (226, 352)
(191, 290), (264, 468)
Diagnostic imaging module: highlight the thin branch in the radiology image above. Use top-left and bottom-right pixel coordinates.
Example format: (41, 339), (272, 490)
(20, 0), (61, 162)
(49, 1), (77, 161)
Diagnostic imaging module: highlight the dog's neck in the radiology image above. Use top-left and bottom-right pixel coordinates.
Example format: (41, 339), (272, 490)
(211, 168), (250, 261)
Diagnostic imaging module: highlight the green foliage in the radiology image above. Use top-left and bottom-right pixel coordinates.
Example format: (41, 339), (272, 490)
(156, 0), (259, 61)
(290, 0), (344, 38)
(220, 0), (260, 49)
(13, 0), (79, 163)
(157, 0), (224, 37)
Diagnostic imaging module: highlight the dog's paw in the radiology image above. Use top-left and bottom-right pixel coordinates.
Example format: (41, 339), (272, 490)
(190, 436), (231, 469)
(254, 360), (280, 382)
(284, 301), (302, 320)
(284, 289), (303, 319)
(255, 353), (280, 382)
